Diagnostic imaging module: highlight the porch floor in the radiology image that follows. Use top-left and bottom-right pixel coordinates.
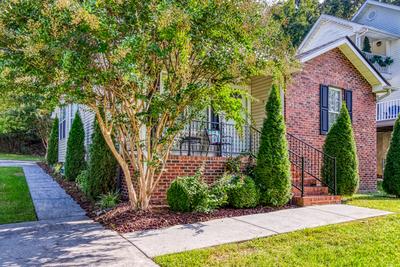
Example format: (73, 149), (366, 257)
(122, 204), (391, 257)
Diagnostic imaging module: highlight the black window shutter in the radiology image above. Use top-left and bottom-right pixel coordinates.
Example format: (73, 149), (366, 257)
(344, 90), (353, 121)
(320, 84), (329, 135)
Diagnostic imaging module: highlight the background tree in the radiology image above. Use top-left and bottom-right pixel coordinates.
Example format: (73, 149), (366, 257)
(87, 119), (117, 200)
(254, 85), (292, 206)
(383, 117), (400, 197)
(322, 103), (359, 195)
(321, 0), (364, 19)
(273, 0), (321, 47)
(46, 117), (59, 166)
(0, 89), (54, 155)
(0, 0), (295, 210)
(64, 112), (86, 181)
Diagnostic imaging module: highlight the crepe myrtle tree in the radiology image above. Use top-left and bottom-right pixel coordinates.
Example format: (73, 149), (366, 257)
(0, 0), (295, 210)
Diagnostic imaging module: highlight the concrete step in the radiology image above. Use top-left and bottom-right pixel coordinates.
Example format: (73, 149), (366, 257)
(292, 195), (342, 207)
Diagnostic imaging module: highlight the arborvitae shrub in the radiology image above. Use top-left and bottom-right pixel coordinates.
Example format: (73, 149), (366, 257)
(383, 116), (400, 197)
(254, 84), (291, 206)
(363, 36), (372, 53)
(46, 117), (59, 165)
(322, 103), (359, 195)
(87, 119), (117, 199)
(64, 112), (86, 181)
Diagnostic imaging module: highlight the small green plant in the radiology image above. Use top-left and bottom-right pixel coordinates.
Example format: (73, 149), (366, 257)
(225, 156), (242, 174)
(46, 117), (59, 166)
(208, 174), (232, 209)
(97, 191), (120, 209)
(76, 169), (89, 195)
(227, 175), (259, 209)
(53, 163), (63, 175)
(167, 171), (209, 212)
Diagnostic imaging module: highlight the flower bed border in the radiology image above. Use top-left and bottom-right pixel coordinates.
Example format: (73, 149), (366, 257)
(38, 162), (297, 233)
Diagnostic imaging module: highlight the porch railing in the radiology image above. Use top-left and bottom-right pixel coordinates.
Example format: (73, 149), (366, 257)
(363, 52), (391, 74)
(171, 120), (337, 196)
(377, 99), (400, 121)
(170, 120), (260, 157)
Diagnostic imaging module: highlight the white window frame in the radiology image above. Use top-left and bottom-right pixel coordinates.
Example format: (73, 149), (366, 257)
(59, 107), (67, 140)
(328, 86), (342, 130)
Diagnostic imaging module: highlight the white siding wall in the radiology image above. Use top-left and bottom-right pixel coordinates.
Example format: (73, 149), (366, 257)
(354, 5), (400, 35)
(388, 39), (400, 87)
(57, 104), (95, 163)
(301, 21), (354, 53)
(251, 76), (273, 129)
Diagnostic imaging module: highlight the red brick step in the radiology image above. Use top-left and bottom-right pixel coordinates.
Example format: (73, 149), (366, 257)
(292, 195), (342, 206)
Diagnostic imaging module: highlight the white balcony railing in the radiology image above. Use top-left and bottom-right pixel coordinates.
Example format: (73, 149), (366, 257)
(376, 99), (400, 121)
(363, 52), (391, 74)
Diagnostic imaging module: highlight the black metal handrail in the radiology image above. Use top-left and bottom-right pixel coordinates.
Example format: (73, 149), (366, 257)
(250, 127), (337, 196)
(286, 133), (337, 195)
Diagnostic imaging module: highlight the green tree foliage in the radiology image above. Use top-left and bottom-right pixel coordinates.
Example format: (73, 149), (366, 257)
(383, 0), (400, 6)
(362, 36), (372, 53)
(64, 112), (86, 181)
(87, 119), (117, 200)
(383, 117), (400, 197)
(273, 0), (321, 47)
(322, 0), (364, 19)
(46, 117), (59, 165)
(0, 0), (295, 210)
(322, 103), (359, 195)
(254, 85), (291, 206)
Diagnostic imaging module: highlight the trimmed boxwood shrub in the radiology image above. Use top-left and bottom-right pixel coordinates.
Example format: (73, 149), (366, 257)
(64, 112), (86, 181)
(322, 103), (359, 195)
(46, 117), (59, 165)
(227, 175), (259, 209)
(383, 116), (400, 197)
(254, 84), (291, 206)
(167, 172), (209, 212)
(87, 119), (117, 200)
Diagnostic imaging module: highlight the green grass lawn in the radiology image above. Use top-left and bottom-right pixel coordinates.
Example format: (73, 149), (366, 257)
(0, 153), (43, 161)
(155, 194), (400, 267)
(0, 167), (37, 224)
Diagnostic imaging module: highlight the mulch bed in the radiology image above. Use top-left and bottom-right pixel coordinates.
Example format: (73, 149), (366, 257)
(96, 203), (295, 233)
(38, 162), (296, 233)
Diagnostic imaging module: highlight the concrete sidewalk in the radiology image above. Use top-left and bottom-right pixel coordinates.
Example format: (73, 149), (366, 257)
(0, 160), (157, 266)
(123, 204), (392, 257)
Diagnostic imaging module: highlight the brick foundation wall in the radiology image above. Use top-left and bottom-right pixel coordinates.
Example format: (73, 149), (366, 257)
(120, 155), (235, 205)
(286, 48), (377, 192)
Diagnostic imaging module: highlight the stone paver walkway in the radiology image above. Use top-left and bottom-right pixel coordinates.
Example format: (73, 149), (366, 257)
(0, 160), (156, 266)
(123, 204), (392, 257)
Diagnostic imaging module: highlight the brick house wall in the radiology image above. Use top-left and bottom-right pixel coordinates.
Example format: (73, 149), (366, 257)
(286, 48), (377, 192)
(120, 155), (233, 205)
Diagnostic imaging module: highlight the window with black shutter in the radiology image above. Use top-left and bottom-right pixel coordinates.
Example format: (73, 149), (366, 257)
(344, 89), (353, 121)
(320, 85), (349, 134)
(320, 85), (329, 134)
